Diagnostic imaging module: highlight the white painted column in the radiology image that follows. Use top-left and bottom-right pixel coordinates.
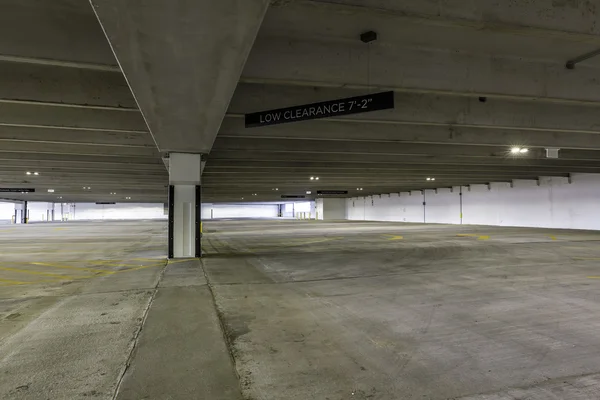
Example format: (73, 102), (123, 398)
(169, 153), (202, 258)
(321, 198), (347, 220)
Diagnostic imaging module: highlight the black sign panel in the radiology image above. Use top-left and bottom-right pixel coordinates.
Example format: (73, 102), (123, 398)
(0, 188), (35, 193)
(281, 195), (306, 199)
(317, 190), (349, 195)
(245, 91), (394, 128)
(96, 202), (116, 205)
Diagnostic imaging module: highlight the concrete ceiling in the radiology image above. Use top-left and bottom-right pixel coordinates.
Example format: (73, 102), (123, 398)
(1, 0), (600, 203)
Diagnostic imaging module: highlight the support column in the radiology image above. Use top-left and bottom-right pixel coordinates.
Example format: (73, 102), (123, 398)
(22, 201), (28, 224)
(169, 153), (203, 259)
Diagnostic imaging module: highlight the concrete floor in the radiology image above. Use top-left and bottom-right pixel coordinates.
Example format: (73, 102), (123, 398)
(3, 220), (600, 399)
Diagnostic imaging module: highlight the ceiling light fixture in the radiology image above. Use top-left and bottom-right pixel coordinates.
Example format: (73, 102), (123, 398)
(310, 176), (315, 180)
(519, 148), (529, 153)
(26, 172), (32, 175)
(306, 191), (312, 194)
(33, 172), (39, 176)
(315, 177), (320, 180)
(47, 189), (55, 193)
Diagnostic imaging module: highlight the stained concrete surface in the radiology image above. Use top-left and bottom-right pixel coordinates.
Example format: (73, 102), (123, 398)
(0, 221), (167, 400)
(4, 219), (600, 399)
(202, 219), (600, 400)
(114, 259), (243, 400)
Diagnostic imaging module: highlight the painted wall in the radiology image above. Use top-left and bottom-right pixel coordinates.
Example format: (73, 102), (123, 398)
(318, 198), (346, 220)
(346, 174), (600, 230)
(66, 203), (165, 220)
(206, 204), (279, 219)
(0, 201), (14, 224)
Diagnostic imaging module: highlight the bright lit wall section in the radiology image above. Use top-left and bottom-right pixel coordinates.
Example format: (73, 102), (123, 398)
(346, 173), (600, 230)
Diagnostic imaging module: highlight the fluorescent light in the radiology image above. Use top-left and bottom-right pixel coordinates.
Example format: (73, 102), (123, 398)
(33, 172), (39, 176)
(426, 177), (431, 181)
(431, 178), (436, 181)
(310, 177), (315, 180)
(26, 172), (32, 175)
(315, 177), (320, 180)
(306, 191), (312, 194)
(47, 189), (55, 193)
(510, 147), (521, 154)
(519, 148), (529, 153)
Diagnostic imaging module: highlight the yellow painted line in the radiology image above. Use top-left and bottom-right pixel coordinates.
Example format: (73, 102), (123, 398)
(0, 266), (79, 280)
(549, 235), (557, 240)
(30, 262), (115, 274)
(248, 237), (343, 251)
(386, 235), (404, 240)
(457, 234), (489, 240)
(587, 276), (600, 279)
(0, 277), (32, 285)
(573, 257), (600, 261)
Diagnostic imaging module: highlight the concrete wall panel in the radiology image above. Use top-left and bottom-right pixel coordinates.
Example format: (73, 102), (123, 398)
(347, 173), (600, 231)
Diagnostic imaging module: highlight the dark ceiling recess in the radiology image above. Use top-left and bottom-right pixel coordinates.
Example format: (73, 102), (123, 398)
(479, 97), (487, 103)
(360, 30), (377, 43)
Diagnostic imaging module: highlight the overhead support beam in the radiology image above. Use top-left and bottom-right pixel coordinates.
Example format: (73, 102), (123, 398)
(0, 102), (144, 133)
(0, 152), (163, 166)
(208, 150), (600, 168)
(281, 0), (600, 40)
(91, 0), (270, 154)
(0, 141), (158, 158)
(241, 37), (600, 104)
(0, 54), (120, 72)
(0, 98), (139, 112)
(0, 126), (153, 147)
(228, 84), (600, 133)
(0, 61), (136, 108)
(218, 118), (600, 151)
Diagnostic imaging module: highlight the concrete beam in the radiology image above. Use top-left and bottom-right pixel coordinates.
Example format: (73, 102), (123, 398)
(0, 102), (146, 131)
(229, 84), (600, 134)
(0, 0), (116, 65)
(290, 0), (600, 38)
(91, 0), (270, 153)
(212, 137), (529, 158)
(0, 152), (162, 166)
(0, 141), (158, 158)
(242, 36), (600, 104)
(220, 118), (600, 151)
(204, 159), (600, 173)
(0, 126), (154, 147)
(208, 150), (600, 168)
(0, 61), (135, 108)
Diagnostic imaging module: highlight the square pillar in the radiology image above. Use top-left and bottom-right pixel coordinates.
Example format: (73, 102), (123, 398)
(169, 153), (203, 259)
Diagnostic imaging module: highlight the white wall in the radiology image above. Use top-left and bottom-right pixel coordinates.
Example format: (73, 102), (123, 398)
(425, 188), (461, 224)
(0, 201), (14, 224)
(70, 203), (165, 220)
(202, 203), (279, 219)
(346, 174), (600, 230)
